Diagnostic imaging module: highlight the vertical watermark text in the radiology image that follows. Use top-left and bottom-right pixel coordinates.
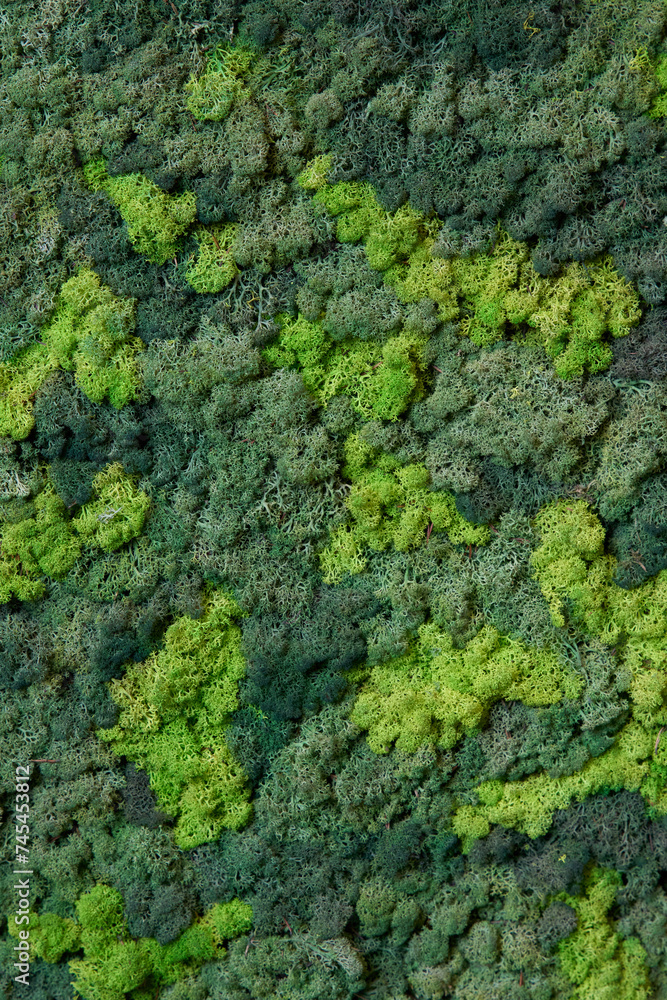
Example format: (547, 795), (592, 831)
(13, 764), (32, 986)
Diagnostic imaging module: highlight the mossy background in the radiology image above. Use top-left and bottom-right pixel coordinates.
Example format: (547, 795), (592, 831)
(4, 1), (667, 998)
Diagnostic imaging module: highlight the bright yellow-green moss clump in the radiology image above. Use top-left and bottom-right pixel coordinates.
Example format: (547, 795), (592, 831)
(557, 867), (651, 1000)
(184, 42), (255, 121)
(82, 160), (242, 289)
(311, 173), (641, 379)
(0, 343), (59, 441)
(0, 464), (151, 603)
(530, 497), (667, 816)
(450, 497), (667, 850)
(452, 721), (652, 848)
(296, 153), (333, 191)
(48, 268), (143, 406)
(643, 46), (667, 118)
(83, 160), (197, 265)
(0, 483), (81, 601)
(263, 313), (428, 422)
(185, 222), (239, 293)
(349, 621), (583, 755)
(320, 523), (370, 583)
(0, 269), (143, 440)
(70, 463), (152, 553)
(531, 499), (667, 733)
(529, 498), (608, 630)
(9, 885), (253, 1000)
(99, 588), (252, 848)
(319, 432), (489, 584)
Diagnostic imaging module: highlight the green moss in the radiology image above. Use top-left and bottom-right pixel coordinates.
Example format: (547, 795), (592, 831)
(452, 721), (652, 849)
(385, 238), (460, 320)
(0, 343), (60, 440)
(296, 153), (333, 191)
(83, 160), (197, 265)
(356, 879), (398, 937)
(70, 463), (152, 554)
(99, 587), (252, 848)
(529, 498), (608, 630)
(308, 169), (641, 379)
(373, 331), (429, 421)
(318, 523), (368, 585)
(184, 223), (239, 293)
(349, 621), (581, 755)
(184, 42), (256, 122)
(319, 433), (489, 584)
(557, 866), (651, 1000)
(8, 911), (82, 963)
(520, 255), (642, 378)
(313, 180), (385, 240)
(642, 45), (667, 118)
(0, 484), (81, 596)
(530, 497), (667, 816)
(201, 899), (253, 941)
(48, 268), (143, 406)
(531, 500), (667, 718)
(364, 203), (423, 272)
(0, 269), (142, 440)
(263, 313), (428, 422)
(449, 496), (667, 850)
(9, 887), (252, 1000)
(0, 464), (151, 603)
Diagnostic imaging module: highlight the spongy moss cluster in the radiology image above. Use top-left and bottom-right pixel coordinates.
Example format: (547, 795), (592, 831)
(99, 587), (252, 849)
